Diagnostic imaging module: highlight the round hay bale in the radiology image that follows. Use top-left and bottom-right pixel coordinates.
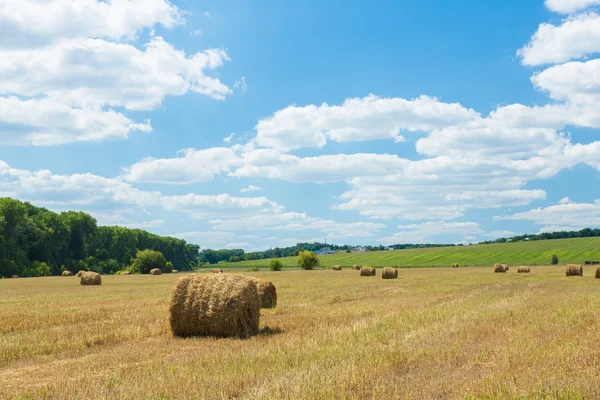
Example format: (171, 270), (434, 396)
(451, 263), (459, 268)
(76, 270), (86, 277)
(595, 267), (600, 279)
(331, 265), (342, 271)
(169, 273), (260, 339)
(11, 275), (18, 278)
(249, 277), (277, 308)
(493, 263), (507, 273)
(61, 270), (73, 277)
(381, 267), (398, 279)
(80, 271), (101, 286)
(566, 264), (583, 277)
(212, 268), (223, 274)
(121, 270), (132, 275)
(505, 265), (510, 271)
(517, 266), (530, 273)
(352, 265), (361, 270)
(172, 270), (178, 274)
(150, 268), (162, 275)
(360, 266), (375, 276)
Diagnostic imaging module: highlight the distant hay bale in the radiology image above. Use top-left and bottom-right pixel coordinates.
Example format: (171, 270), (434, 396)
(360, 266), (375, 276)
(150, 268), (162, 275)
(121, 271), (132, 275)
(451, 263), (459, 268)
(517, 266), (530, 273)
(212, 268), (223, 274)
(505, 265), (510, 271)
(382, 267), (398, 279)
(169, 273), (260, 339)
(596, 267), (600, 279)
(172, 270), (178, 274)
(332, 265), (342, 271)
(80, 271), (101, 286)
(566, 264), (583, 277)
(76, 270), (86, 277)
(61, 270), (73, 277)
(11, 275), (18, 278)
(249, 277), (277, 308)
(352, 265), (361, 270)
(493, 263), (507, 273)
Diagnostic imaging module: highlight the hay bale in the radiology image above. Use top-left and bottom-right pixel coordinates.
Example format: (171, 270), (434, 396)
(517, 266), (530, 273)
(596, 267), (600, 279)
(80, 271), (101, 286)
(360, 266), (375, 276)
(150, 268), (162, 275)
(61, 270), (73, 277)
(505, 265), (510, 271)
(172, 270), (178, 274)
(566, 264), (583, 277)
(11, 275), (18, 278)
(382, 267), (398, 279)
(493, 263), (507, 273)
(121, 271), (132, 275)
(249, 277), (277, 308)
(352, 265), (361, 270)
(212, 268), (223, 274)
(451, 263), (459, 268)
(332, 265), (342, 271)
(169, 273), (260, 339)
(76, 270), (86, 277)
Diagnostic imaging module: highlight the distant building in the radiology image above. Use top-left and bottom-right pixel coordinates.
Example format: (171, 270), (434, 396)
(316, 247), (331, 255)
(353, 246), (368, 253)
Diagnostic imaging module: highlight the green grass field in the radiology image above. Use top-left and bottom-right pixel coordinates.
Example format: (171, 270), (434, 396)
(218, 237), (600, 269)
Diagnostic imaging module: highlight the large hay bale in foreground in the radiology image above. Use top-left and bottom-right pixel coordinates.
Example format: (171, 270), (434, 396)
(381, 267), (398, 279)
(596, 267), (600, 279)
(517, 266), (530, 273)
(249, 277), (277, 308)
(332, 265), (342, 271)
(76, 270), (86, 277)
(493, 264), (507, 273)
(213, 268), (223, 274)
(566, 264), (583, 277)
(80, 271), (101, 286)
(169, 274), (260, 338)
(150, 268), (162, 275)
(451, 263), (459, 268)
(62, 270), (73, 277)
(352, 265), (360, 270)
(360, 266), (375, 276)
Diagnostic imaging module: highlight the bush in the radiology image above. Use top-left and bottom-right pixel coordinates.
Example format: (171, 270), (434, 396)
(165, 261), (174, 273)
(229, 255), (241, 262)
(269, 259), (283, 271)
(297, 251), (319, 270)
(130, 249), (167, 274)
(551, 254), (559, 265)
(250, 266), (260, 272)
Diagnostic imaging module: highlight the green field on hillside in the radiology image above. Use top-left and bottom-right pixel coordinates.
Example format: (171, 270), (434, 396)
(217, 237), (600, 268)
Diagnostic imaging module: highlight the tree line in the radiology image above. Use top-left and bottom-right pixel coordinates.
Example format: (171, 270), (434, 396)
(0, 198), (199, 277)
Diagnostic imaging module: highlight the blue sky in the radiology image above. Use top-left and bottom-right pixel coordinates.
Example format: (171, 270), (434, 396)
(1, 0), (600, 251)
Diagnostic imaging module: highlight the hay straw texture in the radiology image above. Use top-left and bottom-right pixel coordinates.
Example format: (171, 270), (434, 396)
(61, 270), (73, 276)
(212, 268), (223, 274)
(596, 267), (600, 279)
(352, 265), (361, 270)
(150, 268), (162, 275)
(332, 265), (342, 271)
(169, 274), (260, 339)
(493, 264), (507, 273)
(517, 266), (530, 273)
(382, 267), (398, 279)
(248, 277), (277, 309)
(80, 271), (101, 286)
(566, 264), (583, 277)
(451, 263), (459, 268)
(360, 266), (375, 276)
(76, 270), (86, 277)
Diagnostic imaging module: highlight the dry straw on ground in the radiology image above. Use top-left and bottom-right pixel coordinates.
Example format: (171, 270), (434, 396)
(249, 277), (277, 308)
(451, 263), (459, 268)
(518, 266), (530, 273)
(360, 266), (375, 276)
(332, 265), (342, 271)
(382, 267), (398, 279)
(76, 270), (86, 277)
(566, 264), (583, 277)
(61, 270), (73, 276)
(493, 264), (507, 273)
(212, 268), (223, 274)
(169, 273), (260, 339)
(352, 265), (361, 270)
(150, 268), (162, 275)
(80, 272), (101, 286)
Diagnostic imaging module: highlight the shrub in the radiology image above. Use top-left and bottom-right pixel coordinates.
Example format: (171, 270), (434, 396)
(251, 266), (260, 272)
(229, 255), (241, 262)
(551, 254), (559, 265)
(297, 251), (319, 270)
(130, 249), (167, 274)
(269, 259), (283, 271)
(165, 261), (174, 273)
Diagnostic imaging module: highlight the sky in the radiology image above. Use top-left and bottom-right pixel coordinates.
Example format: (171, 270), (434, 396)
(1, 0), (600, 251)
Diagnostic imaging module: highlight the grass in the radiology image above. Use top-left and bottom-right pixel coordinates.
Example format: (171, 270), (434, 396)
(218, 236), (600, 268)
(2, 267), (600, 398)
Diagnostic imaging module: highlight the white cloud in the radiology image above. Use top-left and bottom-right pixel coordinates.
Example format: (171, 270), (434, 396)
(234, 77), (247, 93)
(122, 147), (242, 184)
(254, 94), (479, 151)
(223, 133), (235, 143)
(379, 221), (484, 244)
(532, 58), (600, 105)
(559, 197), (572, 204)
(545, 0), (600, 13)
(495, 200), (600, 229)
(0, 0), (182, 48)
(240, 185), (261, 193)
(518, 13), (600, 66)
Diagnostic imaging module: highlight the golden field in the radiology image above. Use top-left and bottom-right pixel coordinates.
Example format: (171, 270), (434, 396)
(2, 266), (600, 399)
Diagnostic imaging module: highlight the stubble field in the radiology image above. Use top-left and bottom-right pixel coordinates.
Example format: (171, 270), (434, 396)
(2, 266), (600, 399)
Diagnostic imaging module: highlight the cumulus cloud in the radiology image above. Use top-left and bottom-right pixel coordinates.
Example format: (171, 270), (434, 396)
(378, 221), (484, 244)
(545, 0), (600, 14)
(240, 185), (261, 193)
(495, 200), (600, 230)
